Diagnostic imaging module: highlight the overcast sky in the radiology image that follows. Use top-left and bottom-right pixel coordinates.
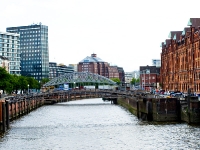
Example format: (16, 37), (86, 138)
(1, 0), (199, 72)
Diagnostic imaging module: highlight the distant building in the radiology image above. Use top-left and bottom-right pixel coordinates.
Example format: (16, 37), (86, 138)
(69, 64), (78, 72)
(0, 32), (20, 75)
(117, 67), (125, 82)
(49, 62), (57, 79)
(57, 64), (74, 77)
(140, 65), (160, 91)
(125, 71), (140, 83)
(49, 62), (74, 79)
(78, 53), (124, 81)
(0, 56), (9, 72)
(125, 72), (133, 83)
(152, 59), (161, 67)
(7, 23), (49, 81)
(108, 65), (119, 79)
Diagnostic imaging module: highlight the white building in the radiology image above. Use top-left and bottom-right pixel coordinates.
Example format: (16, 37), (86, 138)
(152, 59), (161, 67)
(0, 32), (20, 75)
(0, 56), (9, 72)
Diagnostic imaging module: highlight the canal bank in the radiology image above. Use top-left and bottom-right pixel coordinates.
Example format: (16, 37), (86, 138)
(116, 95), (200, 124)
(0, 98), (200, 150)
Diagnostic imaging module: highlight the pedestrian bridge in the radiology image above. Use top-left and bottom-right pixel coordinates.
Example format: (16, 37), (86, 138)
(44, 72), (117, 87)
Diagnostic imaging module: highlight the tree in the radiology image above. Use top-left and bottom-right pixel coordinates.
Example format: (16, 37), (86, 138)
(0, 67), (11, 93)
(26, 77), (39, 89)
(131, 77), (140, 85)
(41, 78), (50, 86)
(110, 78), (121, 85)
(18, 76), (28, 93)
(11, 74), (21, 94)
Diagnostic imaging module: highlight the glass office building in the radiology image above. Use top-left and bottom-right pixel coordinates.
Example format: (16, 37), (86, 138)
(49, 62), (74, 79)
(7, 23), (49, 81)
(0, 32), (20, 75)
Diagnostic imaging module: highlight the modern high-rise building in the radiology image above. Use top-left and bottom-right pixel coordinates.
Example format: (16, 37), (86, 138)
(6, 23), (49, 81)
(0, 32), (20, 75)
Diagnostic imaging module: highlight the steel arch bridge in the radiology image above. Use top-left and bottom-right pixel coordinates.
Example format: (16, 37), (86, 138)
(43, 72), (116, 87)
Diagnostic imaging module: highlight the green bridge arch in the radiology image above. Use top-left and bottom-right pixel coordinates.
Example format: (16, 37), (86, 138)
(43, 72), (117, 87)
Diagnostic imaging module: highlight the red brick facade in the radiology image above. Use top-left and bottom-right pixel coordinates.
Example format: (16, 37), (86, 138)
(78, 54), (125, 81)
(140, 66), (160, 91)
(161, 18), (200, 93)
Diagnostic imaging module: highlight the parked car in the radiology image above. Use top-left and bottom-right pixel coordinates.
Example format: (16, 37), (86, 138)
(172, 92), (183, 97)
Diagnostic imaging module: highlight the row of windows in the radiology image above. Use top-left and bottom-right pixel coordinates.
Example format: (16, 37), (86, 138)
(142, 76), (156, 80)
(21, 61), (42, 64)
(0, 39), (19, 43)
(20, 34), (40, 38)
(20, 46), (41, 49)
(1, 53), (18, 57)
(10, 66), (20, 69)
(19, 30), (40, 34)
(0, 35), (19, 39)
(21, 42), (41, 45)
(21, 53), (41, 56)
(0, 49), (19, 53)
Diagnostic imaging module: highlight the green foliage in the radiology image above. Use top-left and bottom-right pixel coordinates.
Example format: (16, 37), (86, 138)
(18, 76), (28, 91)
(10, 74), (20, 94)
(41, 78), (50, 85)
(0, 67), (43, 94)
(110, 78), (121, 85)
(0, 67), (11, 93)
(130, 77), (140, 85)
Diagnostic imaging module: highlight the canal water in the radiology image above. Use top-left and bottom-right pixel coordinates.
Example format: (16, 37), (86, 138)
(0, 98), (200, 150)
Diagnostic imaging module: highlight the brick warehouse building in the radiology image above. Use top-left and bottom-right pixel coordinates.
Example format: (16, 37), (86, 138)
(78, 53), (125, 81)
(161, 18), (200, 93)
(140, 66), (160, 91)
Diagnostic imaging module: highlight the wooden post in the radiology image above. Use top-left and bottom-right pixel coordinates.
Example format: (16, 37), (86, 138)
(24, 100), (26, 114)
(10, 102), (13, 120)
(18, 101), (21, 118)
(15, 102), (17, 119)
(2, 102), (6, 132)
(137, 100), (139, 119)
(5, 100), (10, 129)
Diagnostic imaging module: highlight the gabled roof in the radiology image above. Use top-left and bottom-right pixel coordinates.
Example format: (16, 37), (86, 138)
(182, 27), (190, 35)
(187, 18), (200, 28)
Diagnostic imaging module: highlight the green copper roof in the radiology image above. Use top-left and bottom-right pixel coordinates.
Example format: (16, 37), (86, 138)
(168, 32), (172, 38)
(187, 19), (192, 26)
(173, 34), (176, 40)
(182, 29), (185, 35)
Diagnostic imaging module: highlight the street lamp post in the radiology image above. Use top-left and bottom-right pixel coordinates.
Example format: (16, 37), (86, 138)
(28, 84), (29, 94)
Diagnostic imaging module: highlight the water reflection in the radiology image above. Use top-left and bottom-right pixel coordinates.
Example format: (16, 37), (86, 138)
(0, 98), (200, 150)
